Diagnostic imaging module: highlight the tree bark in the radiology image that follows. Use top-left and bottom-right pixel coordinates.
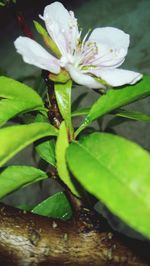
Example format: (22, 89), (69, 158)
(0, 203), (149, 266)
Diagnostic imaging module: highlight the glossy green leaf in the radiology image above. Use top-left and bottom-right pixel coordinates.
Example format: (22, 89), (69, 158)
(76, 76), (150, 136)
(35, 138), (56, 167)
(0, 76), (45, 126)
(0, 122), (58, 167)
(67, 133), (150, 238)
(56, 122), (78, 196)
(32, 191), (72, 220)
(0, 166), (48, 199)
(55, 80), (73, 138)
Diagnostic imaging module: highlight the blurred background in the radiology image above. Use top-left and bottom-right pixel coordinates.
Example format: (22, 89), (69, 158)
(0, 0), (150, 238)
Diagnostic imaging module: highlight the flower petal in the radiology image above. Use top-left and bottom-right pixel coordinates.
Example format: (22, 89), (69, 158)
(88, 27), (130, 68)
(90, 68), (143, 86)
(14, 37), (60, 74)
(66, 64), (105, 89)
(41, 2), (79, 56)
(89, 27), (129, 51)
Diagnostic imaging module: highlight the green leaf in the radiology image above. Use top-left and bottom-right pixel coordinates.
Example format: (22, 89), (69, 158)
(17, 204), (34, 211)
(0, 122), (58, 167)
(33, 20), (61, 58)
(116, 109), (150, 122)
(76, 76), (150, 136)
(33, 75), (47, 100)
(72, 107), (90, 117)
(0, 76), (45, 126)
(35, 138), (56, 167)
(55, 80), (73, 139)
(106, 109), (150, 129)
(32, 191), (72, 220)
(35, 114), (56, 166)
(56, 122), (78, 196)
(35, 113), (49, 123)
(0, 166), (48, 199)
(67, 133), (150, 238)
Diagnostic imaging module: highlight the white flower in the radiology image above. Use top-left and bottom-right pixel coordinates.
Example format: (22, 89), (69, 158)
(14, 1), (142, 88)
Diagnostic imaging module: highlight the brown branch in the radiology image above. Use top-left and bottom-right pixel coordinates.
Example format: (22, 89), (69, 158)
(0, 203), (149, 266)
(42, 70), (62, 129)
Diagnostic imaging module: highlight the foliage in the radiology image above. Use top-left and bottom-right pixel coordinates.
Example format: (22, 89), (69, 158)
(32, 191), (72, 220)
(0, 74), (150, 239)
(1, 1), (150, 240)
(67, 133), (150, 238)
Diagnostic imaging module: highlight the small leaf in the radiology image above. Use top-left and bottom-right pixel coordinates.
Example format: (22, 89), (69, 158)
(33, 20), (61, 58)
(0, 76), (45, 126)
(55, 80), (73, 138)
(76, 76), (150, 136)
(56, 122), (78, 196)
(0, 166), (48, 199)
(0, 122), (58, 167)
(67, 133), (150, 238)
(35, 138), (56, 167)
(32, 191), (72, 220)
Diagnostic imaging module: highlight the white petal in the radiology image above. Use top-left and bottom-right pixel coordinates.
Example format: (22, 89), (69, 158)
(90, 68), (143, 86)
(89, 27), (129, 52)
(66, 64), (105, 89)
(88, 27), (130, 68)
(14, 37), (60, 74)
(42, 2), (79, 56)
(43, 2), (71, 33)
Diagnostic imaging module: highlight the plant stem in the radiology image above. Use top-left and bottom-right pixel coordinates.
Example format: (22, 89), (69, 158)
(42, 70), (62, 129)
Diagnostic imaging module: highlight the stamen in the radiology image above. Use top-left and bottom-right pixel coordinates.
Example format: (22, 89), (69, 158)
(81, 29), (92, 51)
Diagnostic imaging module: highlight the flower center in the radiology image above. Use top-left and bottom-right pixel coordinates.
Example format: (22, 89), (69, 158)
(59, 31), (98, 70)
(73, 39), (98, 69)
